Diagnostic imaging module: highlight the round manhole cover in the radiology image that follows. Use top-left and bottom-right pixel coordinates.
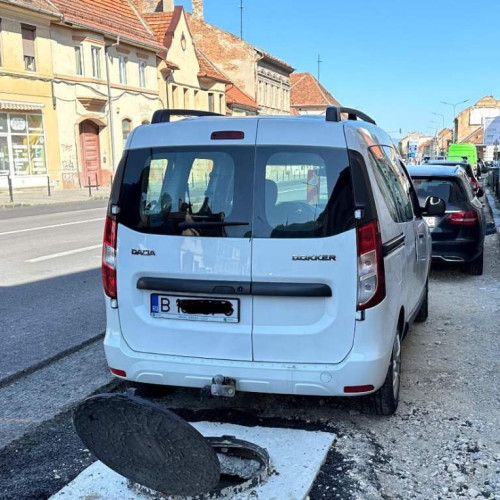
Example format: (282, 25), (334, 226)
(74, 393), (220, 496)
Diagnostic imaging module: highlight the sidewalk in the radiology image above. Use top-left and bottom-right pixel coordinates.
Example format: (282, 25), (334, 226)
(485, 186), (500, 240)
(0, 186), (111, 208)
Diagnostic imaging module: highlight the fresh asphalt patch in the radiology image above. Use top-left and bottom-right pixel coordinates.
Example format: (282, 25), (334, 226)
(0, 382), (366, 500)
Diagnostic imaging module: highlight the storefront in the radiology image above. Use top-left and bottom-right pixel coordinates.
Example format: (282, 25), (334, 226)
(0, 103), (48, 186)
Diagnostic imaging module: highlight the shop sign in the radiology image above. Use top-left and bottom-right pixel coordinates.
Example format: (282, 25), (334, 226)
(10, 117), (27, 132)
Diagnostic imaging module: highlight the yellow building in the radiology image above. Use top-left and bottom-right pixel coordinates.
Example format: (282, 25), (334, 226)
(0, 0), (61, 188)
(48, 0), (162, 189)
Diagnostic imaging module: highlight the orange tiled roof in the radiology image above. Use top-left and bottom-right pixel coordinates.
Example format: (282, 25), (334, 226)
(0, 0), (60, 15)
(197, 49), (231, 83)
(290, 72), (340, 107)
(226, 83), (258, 110)
(50, 0), (160, 49)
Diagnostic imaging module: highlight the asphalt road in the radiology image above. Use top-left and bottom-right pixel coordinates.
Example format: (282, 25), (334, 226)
(0, 200), (108, 383)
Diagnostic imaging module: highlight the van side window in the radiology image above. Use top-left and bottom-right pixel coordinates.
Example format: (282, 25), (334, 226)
(368, 146), (413, 223)
(383, 146), (414, 221)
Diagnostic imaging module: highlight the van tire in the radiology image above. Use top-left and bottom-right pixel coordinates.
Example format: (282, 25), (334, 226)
(466, 253), (483, 276)
(363, 333), (401, 416)
(414, 281), (428, 322)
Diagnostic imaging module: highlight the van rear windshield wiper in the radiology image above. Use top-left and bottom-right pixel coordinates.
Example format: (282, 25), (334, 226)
(177, 221), (249, 230)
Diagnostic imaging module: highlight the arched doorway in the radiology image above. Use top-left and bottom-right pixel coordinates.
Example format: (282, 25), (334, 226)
(79, 120), (101, 186)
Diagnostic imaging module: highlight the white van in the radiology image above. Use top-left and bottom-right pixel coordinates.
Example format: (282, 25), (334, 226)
(102, 107), (440, 415)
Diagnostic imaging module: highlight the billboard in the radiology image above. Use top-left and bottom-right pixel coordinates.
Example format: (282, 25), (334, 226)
(408, 137), (419, 158)
(484, 116), (500, 146)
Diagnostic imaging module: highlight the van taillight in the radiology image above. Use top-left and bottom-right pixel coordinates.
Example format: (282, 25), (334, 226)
(471, 178), (478, 192)
(102, 216), (117, 299)
(356, 220), (385, 310)
(447, 211), (479, 226)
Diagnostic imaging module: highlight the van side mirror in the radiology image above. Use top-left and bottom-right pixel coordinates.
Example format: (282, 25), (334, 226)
(476, 188), (484, 198)
(422, 196), (446, 216)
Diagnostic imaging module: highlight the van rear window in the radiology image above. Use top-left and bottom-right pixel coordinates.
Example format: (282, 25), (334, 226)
(118, 146), (354, 239)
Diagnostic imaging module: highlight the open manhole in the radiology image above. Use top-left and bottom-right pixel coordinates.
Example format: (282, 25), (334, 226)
(74, 393), (270, 497)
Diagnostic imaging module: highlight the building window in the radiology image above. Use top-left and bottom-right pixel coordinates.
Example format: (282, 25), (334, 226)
(208, 93), (214, 112)
(183, 88), (189, 108)
(138, 61), (146, 88)
(219, 94), (224, 113)
(0, 113), (47, 176)
(119, 56), (128, 85)
(122, 119), (132, 144)
(91, 46), (101, 78)
(74, 46), (83, 76)
(194, 90), (200, 108)
(21, 24), (36, 71)
(172, 85), (178, 107)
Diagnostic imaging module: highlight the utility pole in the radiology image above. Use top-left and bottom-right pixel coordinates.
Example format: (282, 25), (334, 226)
(239, 0), (244, 40)
(317, 54), (322, 82)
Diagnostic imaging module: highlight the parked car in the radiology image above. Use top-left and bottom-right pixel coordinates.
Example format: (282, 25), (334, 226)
(102, 106), (441, 415)
(421, 158), (480, 193)
(408, 165), (486, 275)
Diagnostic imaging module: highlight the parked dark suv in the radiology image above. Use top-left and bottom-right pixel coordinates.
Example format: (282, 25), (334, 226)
(408, 165), (486, 275)
(421, 158), (480, 193)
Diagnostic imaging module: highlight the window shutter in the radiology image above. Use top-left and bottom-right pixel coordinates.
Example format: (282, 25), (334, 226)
(22, 25), (36, 58)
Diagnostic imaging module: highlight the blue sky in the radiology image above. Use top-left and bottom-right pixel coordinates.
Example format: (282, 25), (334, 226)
(175, 0), (500, 139)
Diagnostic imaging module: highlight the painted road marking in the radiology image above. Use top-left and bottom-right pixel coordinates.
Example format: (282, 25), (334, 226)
(0, 218), (103, 237)
(50, 422), (335, 500)
(26, 244), (102, 263)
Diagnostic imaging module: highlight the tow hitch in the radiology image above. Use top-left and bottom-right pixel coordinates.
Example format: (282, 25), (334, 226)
(211, 374), (237, 397)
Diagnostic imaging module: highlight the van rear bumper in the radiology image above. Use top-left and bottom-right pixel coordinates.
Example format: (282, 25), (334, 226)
(104, 328), (391, 397)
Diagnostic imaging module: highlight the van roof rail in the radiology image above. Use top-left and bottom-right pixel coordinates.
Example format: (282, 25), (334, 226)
(151, 109), (224, 124)
(325, 106), (376, 125)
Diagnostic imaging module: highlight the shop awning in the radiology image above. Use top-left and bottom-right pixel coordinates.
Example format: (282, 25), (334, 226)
(0, 101), (44, 111)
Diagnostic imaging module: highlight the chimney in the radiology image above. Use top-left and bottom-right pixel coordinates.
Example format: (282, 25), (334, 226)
(192, 0), (203, 19)
(162, 0), (174, 12)
(132, 0), (174, 13)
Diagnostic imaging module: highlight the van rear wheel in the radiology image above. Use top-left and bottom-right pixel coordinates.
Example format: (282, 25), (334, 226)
(363, 333), (401, 416)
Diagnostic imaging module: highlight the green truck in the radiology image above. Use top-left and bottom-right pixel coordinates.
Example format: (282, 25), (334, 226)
(447, 143), (478, 168)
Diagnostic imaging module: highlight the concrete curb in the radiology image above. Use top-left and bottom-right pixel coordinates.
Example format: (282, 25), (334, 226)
(485, 187), (500, 241)
(0, 195), (110, 209)
(0, 332), (105, 390)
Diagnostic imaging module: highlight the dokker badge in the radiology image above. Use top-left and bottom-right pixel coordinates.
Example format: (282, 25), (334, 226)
(292, 255), (336, 261)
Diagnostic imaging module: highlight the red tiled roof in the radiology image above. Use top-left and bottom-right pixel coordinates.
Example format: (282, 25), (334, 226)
(226, 83), (258, 110)
(142, 12), (175, 46)
(290, 72), (340, 107)
(50, 0), (160, 49)
(0, 0), (60, 16)
(197, 49), (231, 83)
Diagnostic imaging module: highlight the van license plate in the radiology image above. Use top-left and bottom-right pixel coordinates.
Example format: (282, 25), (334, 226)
(150, 294), (239, 323)
(424, 216), (436, 228)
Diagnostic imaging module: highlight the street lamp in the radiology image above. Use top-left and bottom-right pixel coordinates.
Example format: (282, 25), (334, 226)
(429, 122), (439, 156)
(432, 112), (446, 154)
(432, 112), (445, 131)
(441, 99), (469, 142)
